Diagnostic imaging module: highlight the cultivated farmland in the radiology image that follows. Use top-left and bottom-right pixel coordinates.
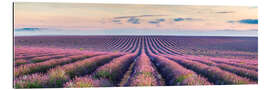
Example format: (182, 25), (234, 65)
(14, 36), (258, 88)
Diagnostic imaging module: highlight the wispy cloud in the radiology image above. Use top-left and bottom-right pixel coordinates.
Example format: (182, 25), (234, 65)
(113, 14), (167, 19)
(112, 19), (121, 22)
(173, 17), (202, 22)
(174, 18), (185, 22)
(148, 18), (165, 24)
(216, 11), (234, 14)
(15, 29), (257, 37)
(15, 28), (43, 31)
(249, 6), (257, 9)
(227, 20), (235, 23)
(215, 29), (258, 32)
(112, 15), (167, 24)
(148, 21), (160, 24)
(157, 18), (165, 22)
(112, 19), (122, 24)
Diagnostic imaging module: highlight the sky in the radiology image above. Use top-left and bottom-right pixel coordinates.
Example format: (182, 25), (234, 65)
(14, 2), (258, 36)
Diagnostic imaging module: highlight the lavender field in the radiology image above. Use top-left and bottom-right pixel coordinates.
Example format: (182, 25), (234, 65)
(14, 36), (258, 88)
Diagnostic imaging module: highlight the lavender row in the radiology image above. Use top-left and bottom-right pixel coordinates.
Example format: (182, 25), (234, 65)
(149, 54), (211, 85)
(14, 53), (122, 88)
(65, 53), (138, 87)
(14, 53), (101, 77)
(165, 55), (256, 84)
(145, 41), (211, 85)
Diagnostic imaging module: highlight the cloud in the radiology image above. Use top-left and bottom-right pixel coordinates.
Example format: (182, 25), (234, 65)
(173, 17), (202, 22)
(148, 21), (160, 24)
(216, 11), (234, 14)
(249, 6), (257, 9)
(184, 18), (193, 20)
(227, 20), (236, 23)
(114, 16), (134, 19)
(215, 29), (258, 32)
(174, 18), (185, 22)
(157, 18), (165, 22)
(113, 15), (200, 25)
(15, 28), (42, 31)
(14, 28), (258, 37)
(113, 14), (166, 19)
(148, 18), (166, 24)
(112, 15), (167, 24)
(228, 19), (258, 24)
(112, 19), (122, 24)
(239, 19), (258, 24)
(127, 17), (140, 24)
(140, 15), (166, 17)
(112, 19), (121, 22)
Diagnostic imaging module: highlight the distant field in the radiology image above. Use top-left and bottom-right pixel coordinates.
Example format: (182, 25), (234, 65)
(14, 36), (258, 88)
(15, 36), (258, 59)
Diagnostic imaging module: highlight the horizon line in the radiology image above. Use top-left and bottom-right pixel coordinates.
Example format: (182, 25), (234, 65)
(14, 35), (258, 38)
